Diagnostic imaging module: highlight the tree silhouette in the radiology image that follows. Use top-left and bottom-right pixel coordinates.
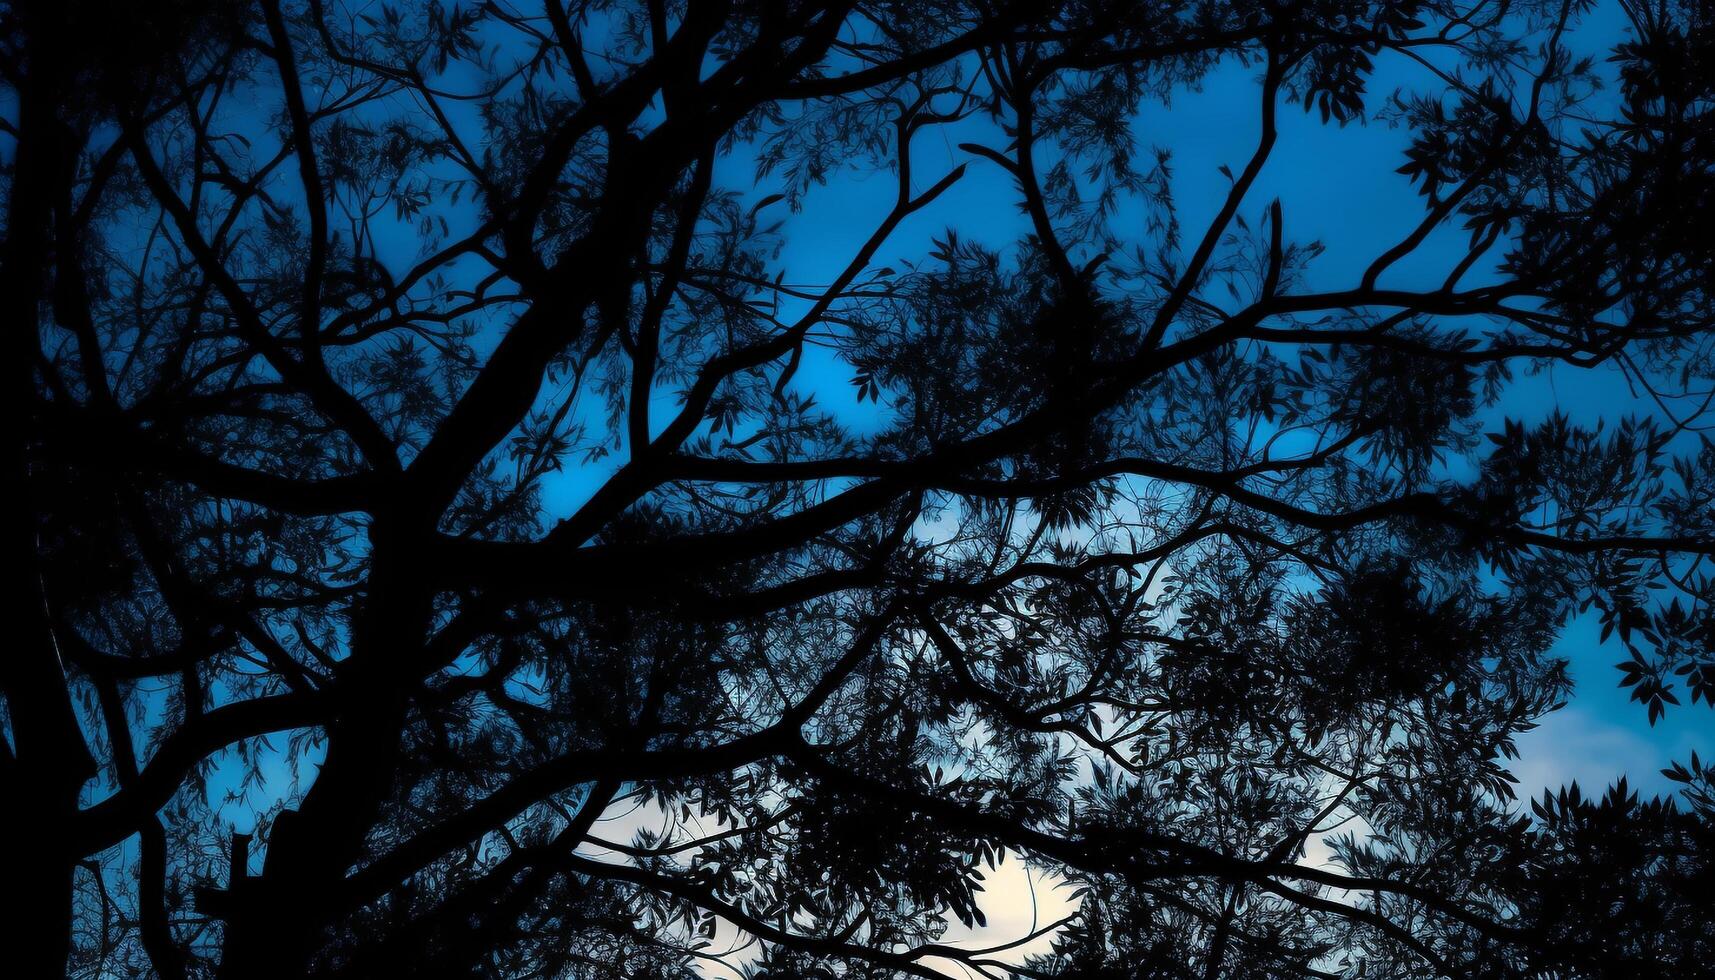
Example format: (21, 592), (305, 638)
(5, 0), (1714, 977)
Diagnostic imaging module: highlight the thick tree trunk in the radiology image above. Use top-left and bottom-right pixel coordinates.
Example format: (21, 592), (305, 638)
(0, 837), (84, 972)
(216, 703), (410, 976)
(0, 40), (98, 972)
(217, 530), (429, 976)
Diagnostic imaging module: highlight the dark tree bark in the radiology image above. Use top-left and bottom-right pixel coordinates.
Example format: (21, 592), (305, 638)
(1, 21), (95, 970)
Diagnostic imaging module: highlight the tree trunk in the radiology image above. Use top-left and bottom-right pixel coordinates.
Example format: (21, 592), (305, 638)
(216, 704), (410, 976)
(0, 37), (98, 972)
(217, 529), (428, 976)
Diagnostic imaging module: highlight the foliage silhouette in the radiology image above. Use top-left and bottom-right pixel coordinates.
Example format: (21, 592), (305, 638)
(4, 0), (1715, 977)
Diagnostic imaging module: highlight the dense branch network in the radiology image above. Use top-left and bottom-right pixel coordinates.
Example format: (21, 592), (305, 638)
(4, 1), (1714, 978)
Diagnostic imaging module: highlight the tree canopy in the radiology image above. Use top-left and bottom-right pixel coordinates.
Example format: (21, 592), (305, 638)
(4, 0), (1715, 977)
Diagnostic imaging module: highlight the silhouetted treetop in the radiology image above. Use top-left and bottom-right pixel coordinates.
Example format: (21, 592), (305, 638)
(5, 1), (1714, 977)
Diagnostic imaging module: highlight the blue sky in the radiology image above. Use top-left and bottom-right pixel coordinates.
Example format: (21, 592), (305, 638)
(686, 2), (1712, 805)
(148, 0), (1708, 843)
